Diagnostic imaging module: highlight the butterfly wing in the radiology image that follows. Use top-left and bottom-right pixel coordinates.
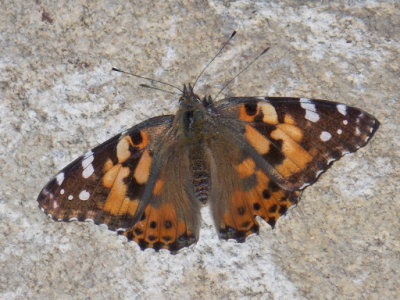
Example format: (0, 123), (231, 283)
(207, 131), (300, 241)
(38, 114), (201, 252)
(120, 137), (201, 252)
(217, 97), (379, 189)
(38, 115), (174, 231)
(208, 97), (379, 241)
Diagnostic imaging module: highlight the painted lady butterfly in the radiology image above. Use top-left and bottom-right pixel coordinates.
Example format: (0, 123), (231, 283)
(37, 41), (379, 253)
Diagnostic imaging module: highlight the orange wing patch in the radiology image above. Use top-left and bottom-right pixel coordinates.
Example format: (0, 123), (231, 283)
(134, 150), (152, 184)
(97, 130), (154, 218)
(219, 157), (300, 242)
(122, 204), (196, 252)
(239, 103), (314, 182)
(99, 134), (153, 218)
(245, 124), (271, 155)
(238, 102), (278, 124)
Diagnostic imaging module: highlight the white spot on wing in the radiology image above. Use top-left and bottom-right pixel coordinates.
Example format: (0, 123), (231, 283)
(300, 98), (316, 111)
(355, 127), (361, 135)
(320, 131), (332, 142)
(68, 195), (73, 200)
(82, 153), (94, 168)
(305, 110), (320, 122)
(79, 190), (90, 201)
(56, 172), (64, 185)
(60, 189), (65, 195)
(343, 120), (348, 125)
(53, 201), (58, 209)
(69, 217), (78, 221)
(337, 104), (347, 116)
(82, 164), (94, 178)
(300, 98), (320, 122)
(300, 97), (311, 104)
(84, 150), (93, 158)
(337, 129), (342, 135)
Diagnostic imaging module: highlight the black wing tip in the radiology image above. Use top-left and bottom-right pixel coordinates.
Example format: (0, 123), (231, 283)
(370, 116), (380, 137)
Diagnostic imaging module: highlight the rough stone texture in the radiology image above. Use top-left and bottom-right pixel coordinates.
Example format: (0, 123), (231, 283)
(1, 1), (399, 299)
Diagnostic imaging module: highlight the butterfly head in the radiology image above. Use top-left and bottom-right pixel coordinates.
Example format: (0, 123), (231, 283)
(179, 84), (214, 110)
(176, 84), (215, 138)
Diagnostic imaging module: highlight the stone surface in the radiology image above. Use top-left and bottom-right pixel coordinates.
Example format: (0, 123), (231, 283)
(1, 1), (399, 299)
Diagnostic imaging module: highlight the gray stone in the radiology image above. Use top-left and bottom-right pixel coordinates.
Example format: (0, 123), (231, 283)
(1, 1), (399, 299)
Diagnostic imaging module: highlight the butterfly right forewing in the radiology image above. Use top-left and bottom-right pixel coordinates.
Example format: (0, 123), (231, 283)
(217, 97), (379, 190)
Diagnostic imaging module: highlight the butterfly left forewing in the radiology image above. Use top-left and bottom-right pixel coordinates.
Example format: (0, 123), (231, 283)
(38, 115), (174, 231)
(217, 97), (379, 190)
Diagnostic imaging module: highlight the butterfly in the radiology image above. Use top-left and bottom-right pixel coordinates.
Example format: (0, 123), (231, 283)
(37, 82), (379, 253)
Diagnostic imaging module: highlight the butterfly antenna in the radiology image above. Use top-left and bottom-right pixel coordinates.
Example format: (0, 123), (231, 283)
(193, 30), (237, 89)
(112, 67), (182, 93)
(215, 47), (270, 100)
(139, 84), (178, 95)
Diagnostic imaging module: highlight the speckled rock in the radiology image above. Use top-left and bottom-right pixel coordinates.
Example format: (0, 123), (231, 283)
(1, 1), (399, 299)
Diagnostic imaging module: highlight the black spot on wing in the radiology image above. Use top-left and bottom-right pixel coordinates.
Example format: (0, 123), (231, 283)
(130, 130), (143, 145)
(245, 103), (258, 116)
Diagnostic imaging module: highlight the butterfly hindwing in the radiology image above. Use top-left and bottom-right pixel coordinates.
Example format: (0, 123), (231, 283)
(217, 97), (379, 190)
(207, 130), (301, 242)
(121, 132), (202, 252)
(38, 115), (174, 231)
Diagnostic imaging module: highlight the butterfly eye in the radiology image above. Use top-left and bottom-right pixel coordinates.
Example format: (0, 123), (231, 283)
(192, 96), (201, 103)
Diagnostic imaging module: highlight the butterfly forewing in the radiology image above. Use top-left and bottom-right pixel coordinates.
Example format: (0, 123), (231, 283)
(217, 97), (379, 190)
(38, 115), (173, 231)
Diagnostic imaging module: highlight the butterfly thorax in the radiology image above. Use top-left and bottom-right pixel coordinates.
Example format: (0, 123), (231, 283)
(175, 84), (212, 204)
(177, 84), (212, 142)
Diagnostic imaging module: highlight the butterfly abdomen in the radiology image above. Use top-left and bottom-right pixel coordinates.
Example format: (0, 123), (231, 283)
(189, 146), (209, 204)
